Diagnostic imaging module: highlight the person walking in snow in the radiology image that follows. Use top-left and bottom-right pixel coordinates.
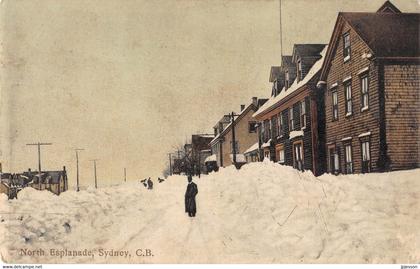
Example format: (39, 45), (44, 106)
(185, 175), (198, 217)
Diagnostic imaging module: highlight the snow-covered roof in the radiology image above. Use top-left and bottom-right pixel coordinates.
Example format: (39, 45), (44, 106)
(261, 139), (271, 148)
(244, 142), (259, 155)
(210, 103), (253, 145)
(204, 154), (217, 163)
(253, 45), (328, 118)
(229, 154), (246, 163)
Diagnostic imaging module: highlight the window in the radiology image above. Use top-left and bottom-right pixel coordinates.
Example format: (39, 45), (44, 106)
(278, 113), (284, 136)
(285, 70), (290, 89)
(361, 140), (371, 173)
(230, 141), (239, 154)
(300, 100), (307, 129)
(289, 107), (295, 131)
(332, 91), (338, 121)
(263, 120), (269, 141)
(344, 144), (353, 174)
(271, 116), (278, 138)
(297, 60), (302, 81)
(344, 82), (352, 116)
(343, 32), (351, 61)
(268, 119), (272, 139)
(361, 75), (369, 110)
(328, 145), (340, 174)
(293, 141), (304, 171)
(248, 121), (257, 133)
(276, 145), (285, 164)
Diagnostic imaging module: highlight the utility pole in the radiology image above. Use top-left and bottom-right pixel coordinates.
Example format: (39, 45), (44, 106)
(225, 112), (240, 166)
(168, 153), (172, 176)
(74, 148), (84, 192)
(90, 159), (99, 188)
(124, 168), (127, 182)
(26, 142), (52, 189)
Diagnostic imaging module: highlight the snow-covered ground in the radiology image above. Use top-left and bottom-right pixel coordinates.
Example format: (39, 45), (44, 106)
(1, 161), (419, 263)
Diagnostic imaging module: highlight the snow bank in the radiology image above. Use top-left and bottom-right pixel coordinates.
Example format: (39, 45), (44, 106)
(1, 162), (419, 263)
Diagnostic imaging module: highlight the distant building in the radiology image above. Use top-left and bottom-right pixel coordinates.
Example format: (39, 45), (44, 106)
(210, 97), (268, 168)
(30, 167), (69, 195)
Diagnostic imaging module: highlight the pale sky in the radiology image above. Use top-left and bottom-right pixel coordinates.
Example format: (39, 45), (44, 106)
(0, 0), (418, 188)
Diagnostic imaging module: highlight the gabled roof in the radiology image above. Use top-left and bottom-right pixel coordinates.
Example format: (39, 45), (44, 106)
(343, 12), (419, 58)
(292, 44), (326, 62)
(253, 46), (328, 119)
(320, 6), (420, 81)
(210, 102), (259, 145)
(377, 1), (401, 13)
(269, 66), (282, 82)
(281, 56), (293, 67)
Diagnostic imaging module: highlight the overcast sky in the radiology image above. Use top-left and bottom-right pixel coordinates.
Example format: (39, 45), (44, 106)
(0, 0), (418, 187)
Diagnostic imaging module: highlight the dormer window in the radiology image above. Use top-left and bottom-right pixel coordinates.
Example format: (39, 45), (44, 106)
(285, 70), (290, 89)
(343, 32), (351, 62)
(297, 59), (302, 82)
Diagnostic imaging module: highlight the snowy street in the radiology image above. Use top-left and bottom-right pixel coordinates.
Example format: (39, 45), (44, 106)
(1, 161), (419, 263)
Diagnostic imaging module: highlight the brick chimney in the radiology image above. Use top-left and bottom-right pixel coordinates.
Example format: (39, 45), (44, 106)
(240, 104), (245, 111)
(252, 97), (258, 106)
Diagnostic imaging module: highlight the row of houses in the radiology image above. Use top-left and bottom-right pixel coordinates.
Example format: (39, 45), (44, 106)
(0, 167), (69, 198)
(200, 1), (419, 176)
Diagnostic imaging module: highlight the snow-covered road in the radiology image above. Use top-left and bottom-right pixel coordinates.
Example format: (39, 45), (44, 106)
(1, 161), (419, 263)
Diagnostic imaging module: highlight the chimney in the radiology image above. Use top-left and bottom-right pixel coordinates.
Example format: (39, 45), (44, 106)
(240, 104), (245, 111)
(28, 168), (31, 172)
(252, 97), (258, 106)
(63, 166), (66, 172)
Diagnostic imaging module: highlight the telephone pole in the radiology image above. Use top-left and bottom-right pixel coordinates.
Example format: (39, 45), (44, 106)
(74, 148), (84, 192)
(26, 142), (52, 189)
(225, 112), (240, 166)
(90, 159), (99, 188)
(124, 168), (127, 182)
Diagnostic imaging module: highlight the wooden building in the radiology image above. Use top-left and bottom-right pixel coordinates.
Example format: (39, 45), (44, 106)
(210, 97), (267, 168)
(317, 1), (420, 174)
(29, 167), (69, 195)
(253, 44), (327, 176)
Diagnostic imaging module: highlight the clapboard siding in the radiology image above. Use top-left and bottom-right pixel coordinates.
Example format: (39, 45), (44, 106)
(384, 64), (420, 170)
(325, 21), (381, 174)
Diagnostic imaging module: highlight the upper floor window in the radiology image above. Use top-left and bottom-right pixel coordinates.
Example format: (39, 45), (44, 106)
(271, 116), (278, 138)
(344, 82), (352, 116)
(297, 60), (302, 82)
(278, 113), (284, 136)
(300, 100), (307, 129)
(289, 107), (295, 131)
(361, 75), (369, 111)
(285, 70), (290, 89)
(332, 90), (338, 121)
(248, 121), (257, 133)
(343, 32), (351, 62)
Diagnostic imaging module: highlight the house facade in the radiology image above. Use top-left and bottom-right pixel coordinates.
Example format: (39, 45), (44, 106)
(253, 44), (327, 176)
(210, 97), (267, 168)
(318, 1), (420, 174)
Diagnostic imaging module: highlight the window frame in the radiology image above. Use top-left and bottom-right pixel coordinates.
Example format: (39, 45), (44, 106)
(297, 59), (302, 82)
(360, 138), (371, 173)
(344, 143), (353, 174)
(285, 70), (290, 89)
(248, 121), (257, 133)
(292, 140), (304, 171)
(300, 100), (307, 129)
(343, 32), (351, 62)
(360, 74), (369, 111)
(289, 107), (295, 131)
(275, 144), (285, 164)
(344, 81), (352, 116)
(332, 90), (339, 121)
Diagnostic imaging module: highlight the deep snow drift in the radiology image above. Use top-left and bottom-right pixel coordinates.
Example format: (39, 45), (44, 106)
(1, 161), (419, 263)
